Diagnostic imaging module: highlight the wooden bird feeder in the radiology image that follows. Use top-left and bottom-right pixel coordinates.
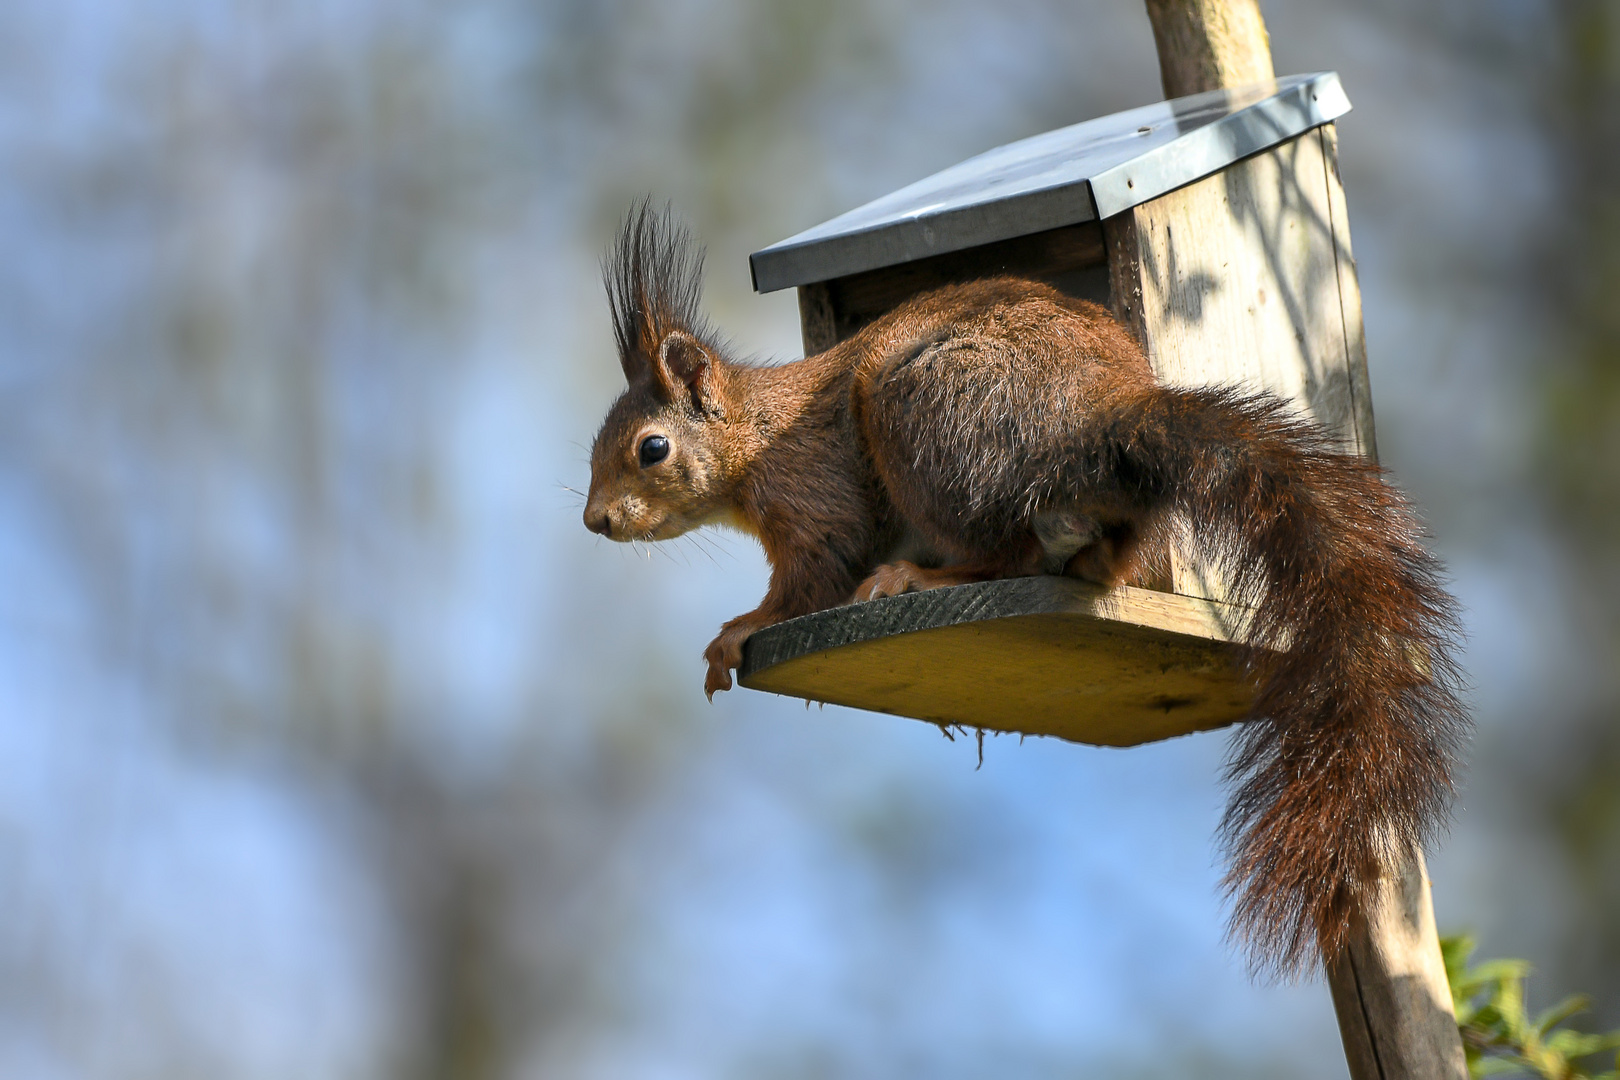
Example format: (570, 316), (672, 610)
(738, 72), (1365, 745)
(737, 71), (1469, 1080)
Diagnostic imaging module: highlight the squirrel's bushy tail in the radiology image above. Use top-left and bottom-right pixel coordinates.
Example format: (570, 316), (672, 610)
(1090, 385), (1468, 977)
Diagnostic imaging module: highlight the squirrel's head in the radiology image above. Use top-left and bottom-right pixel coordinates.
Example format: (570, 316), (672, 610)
(584, 204), (740, 543)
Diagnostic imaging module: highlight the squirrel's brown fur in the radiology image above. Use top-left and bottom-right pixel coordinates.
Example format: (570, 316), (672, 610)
(585, 204), (1468, 978)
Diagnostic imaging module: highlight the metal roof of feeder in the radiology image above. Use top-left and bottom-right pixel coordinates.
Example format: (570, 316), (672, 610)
(749, 71), (1350, 294)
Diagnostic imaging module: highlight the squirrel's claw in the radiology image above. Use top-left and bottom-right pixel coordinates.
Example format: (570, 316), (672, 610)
(703, 627), (747, 699)
(703, 659), (733, 699)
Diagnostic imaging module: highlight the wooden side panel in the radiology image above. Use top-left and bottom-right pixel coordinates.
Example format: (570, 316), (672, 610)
(1320, 122), (1378, 464)
(1109, 122), (1371, 598)
(1105, 209), (1150, 344)
(1125, 125), (1365, 446)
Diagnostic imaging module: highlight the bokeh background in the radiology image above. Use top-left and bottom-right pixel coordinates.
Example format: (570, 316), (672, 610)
(1, 1), (1616, 1077)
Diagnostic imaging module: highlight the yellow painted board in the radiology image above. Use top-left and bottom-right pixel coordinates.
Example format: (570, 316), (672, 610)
(739, 577), (1255, 748)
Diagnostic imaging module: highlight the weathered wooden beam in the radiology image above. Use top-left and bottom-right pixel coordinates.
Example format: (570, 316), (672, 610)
(1143, 0), (1275, 99)
(1327, 848), (1469, 1080)
(796, 281), (837, 356)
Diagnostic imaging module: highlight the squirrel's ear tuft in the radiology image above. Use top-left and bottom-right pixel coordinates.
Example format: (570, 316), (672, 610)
(603, 199), (712, 387)
(656, 331), (720, 415)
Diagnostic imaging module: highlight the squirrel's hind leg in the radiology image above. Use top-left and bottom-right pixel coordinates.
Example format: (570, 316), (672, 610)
(1062, 516), (1175, 590)
(1063, 521), (1144, 587)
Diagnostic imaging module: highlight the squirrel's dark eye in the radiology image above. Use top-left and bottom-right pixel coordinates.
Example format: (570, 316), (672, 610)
(638, 434), (670, 467)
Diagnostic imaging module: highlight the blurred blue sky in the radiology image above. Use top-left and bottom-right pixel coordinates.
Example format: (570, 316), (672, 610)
(0, 1), (1609, 1077)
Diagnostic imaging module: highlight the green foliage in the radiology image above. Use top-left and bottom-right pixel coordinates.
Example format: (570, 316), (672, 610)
(1443, 935), (1620, 1079)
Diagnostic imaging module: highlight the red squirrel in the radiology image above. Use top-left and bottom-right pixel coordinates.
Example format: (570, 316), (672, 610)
(583, 204), (1468, 977)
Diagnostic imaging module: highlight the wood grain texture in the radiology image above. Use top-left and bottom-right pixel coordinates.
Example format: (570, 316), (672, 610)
(1319, 123), (1378, 463)
(796, 282), (837, 356)
(739, 577), (1253, 747)
(1143, 0), (1275, 99)
(1109, 123), (1373, 598)
(1125, 126), (1367, 447)
(1105, 209), (1150, 343)
(1327, 848), (1469, 1080)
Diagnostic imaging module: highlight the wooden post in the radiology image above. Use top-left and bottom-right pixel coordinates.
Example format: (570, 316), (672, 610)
(1327, 847), (1470, 1080)
(1136, 4), (1467, 1077)
(1143, 0), (1276, 99)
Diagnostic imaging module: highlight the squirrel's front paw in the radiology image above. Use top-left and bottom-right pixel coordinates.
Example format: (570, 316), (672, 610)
(703, 628), (748, 699)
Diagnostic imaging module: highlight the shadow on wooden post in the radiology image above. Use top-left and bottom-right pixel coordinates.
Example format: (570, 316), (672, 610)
(1328, 848), (1470, 1079)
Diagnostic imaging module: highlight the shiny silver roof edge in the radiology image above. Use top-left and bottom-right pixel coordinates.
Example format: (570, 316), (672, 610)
(1089, 73), (1349, 217)
(748, 183), (1099, 294)
(749, 72), (1349, 294)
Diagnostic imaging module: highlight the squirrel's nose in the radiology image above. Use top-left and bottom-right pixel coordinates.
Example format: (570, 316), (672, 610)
(584, 507), (612, 536)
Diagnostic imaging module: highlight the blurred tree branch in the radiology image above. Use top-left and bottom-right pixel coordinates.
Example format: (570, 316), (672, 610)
(1532, 0), (1620, 1028)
